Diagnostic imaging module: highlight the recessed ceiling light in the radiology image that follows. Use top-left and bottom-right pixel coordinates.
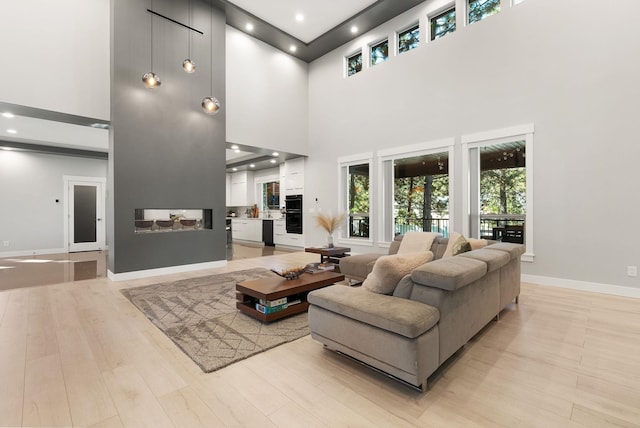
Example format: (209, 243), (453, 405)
(270, 159), (277, 164)
(295, 13), (304, 22)
(232, 167), (238, 172)
(272, 152), (279, 156)
(2, 112), (15, 118)
(351, 25), (358, 34)
(6, 129), (17, 134)
(234, 149), (240, 153)
(289, 45), (297, 52)
(230, 144), (239, 150)
(246, 23), (254, 31)
(249, 164), (255, 168)
(1, 147), (12, 151)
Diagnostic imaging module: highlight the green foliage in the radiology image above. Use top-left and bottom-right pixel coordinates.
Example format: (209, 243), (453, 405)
(348, 172), (369, 214)
(393, 175), (449, 222)
(480, 168), (526, 214)
(469, 0), (500, 24)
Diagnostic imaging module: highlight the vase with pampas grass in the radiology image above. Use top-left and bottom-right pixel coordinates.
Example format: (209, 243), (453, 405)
(315, 212), (346, 248)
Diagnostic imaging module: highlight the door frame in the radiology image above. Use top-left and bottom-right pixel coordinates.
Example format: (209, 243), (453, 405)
(63, 175), (107, 252)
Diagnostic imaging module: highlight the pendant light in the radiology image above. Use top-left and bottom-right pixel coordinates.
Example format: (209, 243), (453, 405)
(201, 1), (220, 115)
(142, 1), (161, 88)
(182, 0), (195, 73)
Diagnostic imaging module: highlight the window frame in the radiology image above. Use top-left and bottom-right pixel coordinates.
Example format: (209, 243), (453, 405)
(376, 138), (455, 246)
(429, 5), (457, 41)
(345, 49), (363, 77)
(369, 38), (390, 67)
(396, 22), (420, 55)
(462, 124), (535, 262)
(337, 153), (374, 246)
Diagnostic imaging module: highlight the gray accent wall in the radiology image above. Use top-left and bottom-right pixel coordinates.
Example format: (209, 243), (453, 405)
(110, 0), (226, 274)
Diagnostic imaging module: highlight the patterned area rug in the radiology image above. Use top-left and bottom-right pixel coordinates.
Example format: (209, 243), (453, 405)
(121, 268), (309, 373)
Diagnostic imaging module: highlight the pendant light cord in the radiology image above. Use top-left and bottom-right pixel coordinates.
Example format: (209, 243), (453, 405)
(187, 0), (191, 58)
(210, 0), (213, 94)
(150, 0), (154, 71)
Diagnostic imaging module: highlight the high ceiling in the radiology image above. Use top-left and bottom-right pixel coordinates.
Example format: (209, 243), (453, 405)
(216, 0), (425, 62)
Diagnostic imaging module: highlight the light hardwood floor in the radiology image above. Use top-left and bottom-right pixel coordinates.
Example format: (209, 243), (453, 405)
(1, 250), (639, 427)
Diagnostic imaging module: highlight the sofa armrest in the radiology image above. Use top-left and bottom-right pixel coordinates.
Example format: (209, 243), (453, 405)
(411, 257), (487, 291)
(308, 285), (439, 339)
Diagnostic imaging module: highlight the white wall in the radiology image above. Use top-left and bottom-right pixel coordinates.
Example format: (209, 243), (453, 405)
(226, 26), (309, 155)
(0, 0), (110, 120)
(306, 0), (640, 290)
(0, 150), (107, 256)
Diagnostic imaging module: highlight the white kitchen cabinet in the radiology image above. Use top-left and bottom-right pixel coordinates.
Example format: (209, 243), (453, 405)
(230, 171), (255, 206)
(226, 174), (231, 206)
(273, 220), (304, 247)
(283, 157), (304, 196)
(231, 219), (262, 242)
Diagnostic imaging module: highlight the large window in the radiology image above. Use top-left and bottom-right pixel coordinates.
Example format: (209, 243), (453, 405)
(346, 51), (363, 76)
(370, 39), (389, 66)
(378, 140), (454, 243)
(338, 155), (372, 241)
(393, 153), (450, 237)
(469, 0), (501, 25)
(462, 124), (534, 261)
(431, 7), (456, 40)
(398, 24), (420, 54)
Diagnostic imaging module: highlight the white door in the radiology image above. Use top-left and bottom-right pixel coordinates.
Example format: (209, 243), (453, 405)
(66, 178), (105, 252)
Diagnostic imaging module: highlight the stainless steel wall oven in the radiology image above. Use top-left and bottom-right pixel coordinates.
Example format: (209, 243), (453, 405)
(285, 194), (303, 234)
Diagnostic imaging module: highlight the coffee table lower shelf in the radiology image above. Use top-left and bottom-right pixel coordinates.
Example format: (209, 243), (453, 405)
(236, 300), (310, 322)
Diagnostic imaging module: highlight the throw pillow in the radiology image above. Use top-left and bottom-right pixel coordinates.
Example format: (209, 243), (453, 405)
(363, 251), (434, 295)
(443, 232), (472, 258)
(467, 238), (488, 251)
(397, 231), (440, 255)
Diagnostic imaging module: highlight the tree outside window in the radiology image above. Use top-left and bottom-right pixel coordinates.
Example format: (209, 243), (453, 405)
(347, 164), (370, 238)
(431, 7), (456, 40)
(398, 24), (420, 54)
(469, 0), (500, 25)
(370, 39), (389, 66)
(346, 51), (362, 76)
(393, 153), (449, 236)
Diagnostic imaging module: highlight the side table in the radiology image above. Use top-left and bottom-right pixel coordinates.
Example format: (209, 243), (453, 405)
(304, 246), (351, 264)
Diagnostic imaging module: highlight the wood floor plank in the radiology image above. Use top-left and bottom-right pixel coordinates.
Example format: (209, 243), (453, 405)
(101, 365), (174, 428)
(158, 386), (226, 427)
(0, 290), (28, 427)
(22, 353), (72, 427)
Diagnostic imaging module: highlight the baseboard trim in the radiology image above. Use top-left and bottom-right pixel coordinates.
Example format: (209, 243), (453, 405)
(108, 259), (227, 282)
(0, 247), (67, 258)
(522, 274), (640, 299)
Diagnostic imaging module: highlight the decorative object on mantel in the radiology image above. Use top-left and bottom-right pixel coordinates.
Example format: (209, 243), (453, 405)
(270, 266), (306, 280)
(315, 212), (346, 248)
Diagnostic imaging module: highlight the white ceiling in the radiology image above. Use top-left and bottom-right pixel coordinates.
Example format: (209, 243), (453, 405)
(227, 0), (378, 43)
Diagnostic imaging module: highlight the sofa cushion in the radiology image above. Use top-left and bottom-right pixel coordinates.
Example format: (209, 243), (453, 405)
(388, 235), (404, 255)
(485, 242), (526, 260)
(339, 253), (381, 280)
(363, 251), (434, 294)
(430, 237), (449, 260)
(308, 285), (440, 339)
(442, 232), (472, 258)
(397, 231), (440, 254)
(411, 257), (487, 291)
(459, 248), (510, 272)
(467, 238), (489, 250)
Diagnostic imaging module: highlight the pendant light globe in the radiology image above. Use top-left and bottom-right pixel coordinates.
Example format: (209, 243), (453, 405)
(201, 96), (220, 115)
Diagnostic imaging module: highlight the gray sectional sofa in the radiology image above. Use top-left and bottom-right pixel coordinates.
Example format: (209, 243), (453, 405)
(307, 236), (525, 390)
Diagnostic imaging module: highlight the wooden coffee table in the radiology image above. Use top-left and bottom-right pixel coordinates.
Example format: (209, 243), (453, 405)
(236, 270), (344, 322)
